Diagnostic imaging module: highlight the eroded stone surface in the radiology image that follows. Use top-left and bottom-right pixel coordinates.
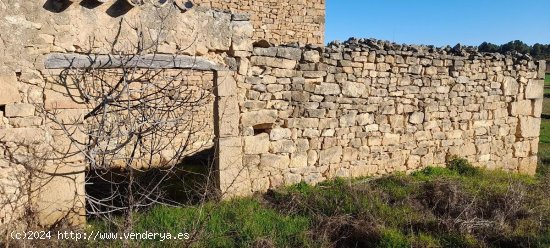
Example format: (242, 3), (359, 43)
(0, 74), (21, 105)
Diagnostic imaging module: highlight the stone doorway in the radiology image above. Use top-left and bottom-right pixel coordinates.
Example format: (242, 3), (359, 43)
(37, 53), (240, 225)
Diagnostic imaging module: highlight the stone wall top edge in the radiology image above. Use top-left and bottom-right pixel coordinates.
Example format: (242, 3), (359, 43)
(256, 38), (538, 62)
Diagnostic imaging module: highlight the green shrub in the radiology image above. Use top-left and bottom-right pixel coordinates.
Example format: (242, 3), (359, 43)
(412, 166), (458, 180)
(447, 156), (480, 176)
(412, 233), (440, 248)
(378, 228), (409, 248)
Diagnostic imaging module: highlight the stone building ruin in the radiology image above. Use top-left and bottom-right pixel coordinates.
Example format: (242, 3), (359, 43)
(0, 0), (546, 228)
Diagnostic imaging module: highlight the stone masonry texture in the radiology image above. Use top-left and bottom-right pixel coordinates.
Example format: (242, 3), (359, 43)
(195, 0), (326, 45)
(235, 40), (545, 193)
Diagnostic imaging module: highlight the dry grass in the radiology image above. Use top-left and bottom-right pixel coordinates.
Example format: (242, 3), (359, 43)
(4, 159), (550, 248)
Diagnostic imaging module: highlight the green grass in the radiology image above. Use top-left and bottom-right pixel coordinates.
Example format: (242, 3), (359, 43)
(542, 98), (550, 115)
(70, 158), (549, 248)
(540, 119), (550, 144)
(538, 119), (550, 175)
(544, 74), (550, 93)
(85, 199), (315, 248)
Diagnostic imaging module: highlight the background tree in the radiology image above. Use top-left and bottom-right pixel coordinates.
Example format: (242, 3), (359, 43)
(478, 40), (550, 61)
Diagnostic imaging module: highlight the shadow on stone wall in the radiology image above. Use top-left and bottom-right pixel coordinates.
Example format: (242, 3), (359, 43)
(43, 0), (73, 13)
(106, 0), (135, 17)
(43, 0), (135, 17)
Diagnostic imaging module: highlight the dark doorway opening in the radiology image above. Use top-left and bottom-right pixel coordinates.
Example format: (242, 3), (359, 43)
(85, 147), (217, 218)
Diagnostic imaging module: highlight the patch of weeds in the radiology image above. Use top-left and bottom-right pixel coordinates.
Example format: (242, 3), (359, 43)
(378, 228), (409, 248)
(89, 199), (315, 248)
(372, 175), (415, 202)
(438, 233), (479, 248)
(82, 157), (550, 248)
(447, 156), (480, 176)
(411, 233), (441, 248)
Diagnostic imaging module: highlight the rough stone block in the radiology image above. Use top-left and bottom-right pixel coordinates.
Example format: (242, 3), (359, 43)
(241, 110), (278, 127)
(513, 141), (529, 158)
(33, 166), (85, 227)
(271, 140), (296, 153)
(518, 116), (541, 138)
(231, 21), (253, 51)
(343, 147), (358, 162)
(538, 60), (546, 79)
(260, 154), (290, 171)
(11, 116), (42, 127)
(270, 128), (291, 141)
(290, 152), (308, 168)
(216, 72), (237, 97)
(364, 124), (379, 132)
(533, 99), (543, 118)
(296, 139), (310, 152)
(287, 118), (319, 128)
(518, 156), (537, 175)
(44, 90), (87, 110)
(0, 128), (45, 143)
(319, 146), (342, 165)
(250, 56), (297, 69)
(351, 165), (377, 177)
(0, 74), (21, 105)
(339, 113), (357, 127)
(502, 77), (519, 96)
(409, 112), (424, 124)
(342, 81), (366, 97)
(277, 47), (302, 60)
(284, 173), (302, 185)
(206, 12), (232, 51)
(218, 95), (240, 137)
(244, 133), (270, 154)
(303, 129), (321, 138)
(218, 137), (243, 171)
(510, 100), (533, 116)
(314, 83), (341, 95)
(446, 130), (463, 139)
(253, 47), (278, 57)
(461, 143), (477, 156)
(251, 177), (270, 192)
(303, 51), (320, 62)
(243, 155), (260, 167)
(357, 113), (374, 125)
(382, 133), (400, 146)
(525, 80), (544, 99)
(319, 118), (339, 129)
(5, 104), (35, 117)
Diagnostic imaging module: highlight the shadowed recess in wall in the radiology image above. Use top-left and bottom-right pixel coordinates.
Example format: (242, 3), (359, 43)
(80, 0), (104, 9)
(106, 0), (134, 18)
(85, 148), (217, 216)
(43, 0), (73, 13)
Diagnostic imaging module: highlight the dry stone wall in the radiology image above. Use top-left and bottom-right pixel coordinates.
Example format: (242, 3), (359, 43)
(235, 40), (546, 193)
(0, 0), (546, 230)
(195, 0), (325, 45)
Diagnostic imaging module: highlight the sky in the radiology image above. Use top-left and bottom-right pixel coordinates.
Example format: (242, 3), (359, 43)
(326, 0), (550, 47)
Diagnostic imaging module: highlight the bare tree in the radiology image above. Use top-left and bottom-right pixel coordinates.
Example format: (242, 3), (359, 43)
(37, 9), (220, 233)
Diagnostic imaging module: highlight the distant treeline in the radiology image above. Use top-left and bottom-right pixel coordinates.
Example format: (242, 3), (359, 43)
(478, 40), (550, 61)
